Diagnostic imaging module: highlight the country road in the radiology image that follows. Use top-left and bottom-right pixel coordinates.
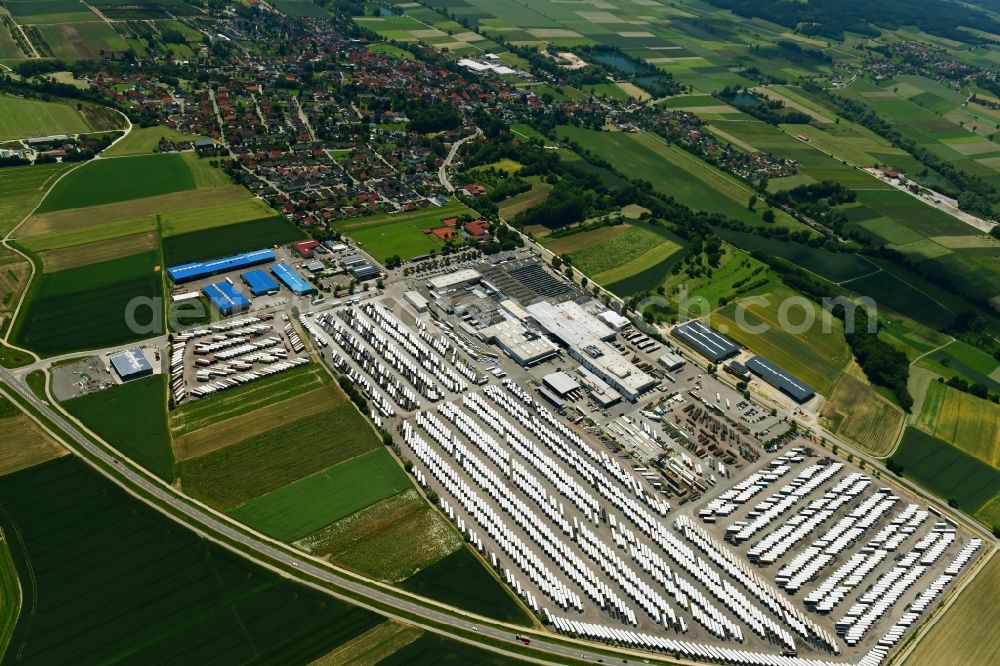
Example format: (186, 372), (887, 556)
(438, 128), (483, 193)
(0, 367), (647, 666)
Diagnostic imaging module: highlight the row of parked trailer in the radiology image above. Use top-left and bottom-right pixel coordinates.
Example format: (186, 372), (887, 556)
(186, 357), (309, 399)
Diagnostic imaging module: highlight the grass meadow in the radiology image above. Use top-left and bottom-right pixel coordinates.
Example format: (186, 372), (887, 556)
(0, 94), (98, 140)
(334, 199), (476, 262)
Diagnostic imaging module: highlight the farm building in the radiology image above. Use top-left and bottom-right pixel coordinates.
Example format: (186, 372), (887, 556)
(746, 355), (815, 403)
(202, 281), (251, 316)
(671, 320), (739, 362)
(292, 240), (321, 258)
(242, 269), (280, 296)
(167, 249), (276, 284)
(270, 261), (315, 296)
(658, 351), (685, 372)
(109, 348), (153, 382)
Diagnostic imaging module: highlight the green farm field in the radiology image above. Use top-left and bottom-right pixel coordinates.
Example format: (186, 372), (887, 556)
(13, 250), (164, 356)
(4, 0), (97, 23)
(401, 546), (532, 626)
(62, 374), (173, 482)
(913, 381), (1000, 468)
(169, 364), (329, 436)
(0, 94), (101, 141)
(229, 449), (412, 542)
(713, 285), (852, 396)
(541, 222), (681, 285)
(179, 400), (379, 510)
(16, 216), (158, 253)
(162, 215), (306, 265)
(36, 22), (129, 60)
(335, 199), (476, 262)
(556, 126), (794, 228)
(0, 457), (385, 665)
(377, 632), (524, 665)
(159, 198), (277, 237)
(891, 427), (1000, 514)
(38, 154), (195, 212)
(0, 163), (71, 236)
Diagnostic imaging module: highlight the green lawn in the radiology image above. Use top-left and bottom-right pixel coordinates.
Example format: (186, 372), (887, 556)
(229, 449), (412, 542)
(62, 374), (173, 482)
(0, 456), (384, 664)
(38, 154), (195, 212)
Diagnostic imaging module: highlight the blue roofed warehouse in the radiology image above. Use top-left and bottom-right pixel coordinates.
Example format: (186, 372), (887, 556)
(270, 261), (315, 296)
(242, 269), (280, 296)
(167, 249), (276, 284)
(202, 281), (251, 316)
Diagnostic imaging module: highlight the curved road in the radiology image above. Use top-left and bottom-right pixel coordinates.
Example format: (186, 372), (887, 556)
(0, 367), (648, 666)
(439, 128), (483, 193)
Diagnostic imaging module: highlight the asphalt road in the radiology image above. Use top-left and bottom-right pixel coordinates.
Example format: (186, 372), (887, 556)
(0, 367), (642, 666)
(439, 128), (483, 193)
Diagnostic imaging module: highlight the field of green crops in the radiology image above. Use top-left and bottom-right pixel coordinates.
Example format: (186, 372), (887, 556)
(162, 215), (306, 265)
(13, 250), (164, 356)
(62, 375), (173, 482)
(38, 154), (195, 212)
(0, 94), (97, 141)
(0, 457), (386, 664)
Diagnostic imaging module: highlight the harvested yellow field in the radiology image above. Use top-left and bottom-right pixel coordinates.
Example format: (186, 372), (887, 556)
(294, 489), (462, 582)
(172, 385), (345, 461)
(923, 383), (1000, 468)
(903, 553), (1000, 666)
(160, 198), (277, 237)
(823, 371), (905, 456)
(0, 248), (30, 313)
(0, 416), (68, 477)
(17, 216), (158, 252)
(308, 623), (422, 666)
(39, 232), (158, 272)
(616, 82), (651, 101)
(18, 186), (250, 236)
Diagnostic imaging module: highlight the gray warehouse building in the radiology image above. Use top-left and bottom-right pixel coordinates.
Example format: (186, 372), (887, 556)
(109, 348), (153, 382)
(746, 355), (815, 403)
(671, 320), (740, 362)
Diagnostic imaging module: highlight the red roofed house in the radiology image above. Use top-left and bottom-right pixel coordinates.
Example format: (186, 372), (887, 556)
(293, 239), (321, 258)
(464, 220), (490, 241)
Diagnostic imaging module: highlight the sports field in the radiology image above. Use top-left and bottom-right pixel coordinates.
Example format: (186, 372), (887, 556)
(0, 94), (101, 140)
(0, 457), (385, 664)
(162, 215), (306, 265)
(401, 546), (532, 626)
(228, 449), (412, 542)
(912, 381), (1000, 468)
(38, 154), (195, 212)
(713, 285), (852, 396)
(294, 488), (462, 582)
(903, 553), (1000, 666)
(13, 251), (164, 356)
(179, 400), (379, 510)
(890, 427), (1000, 513)
(62, 375), (173, 482)
(823, 372), (905, 456)
(334, 199), (477, 262)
